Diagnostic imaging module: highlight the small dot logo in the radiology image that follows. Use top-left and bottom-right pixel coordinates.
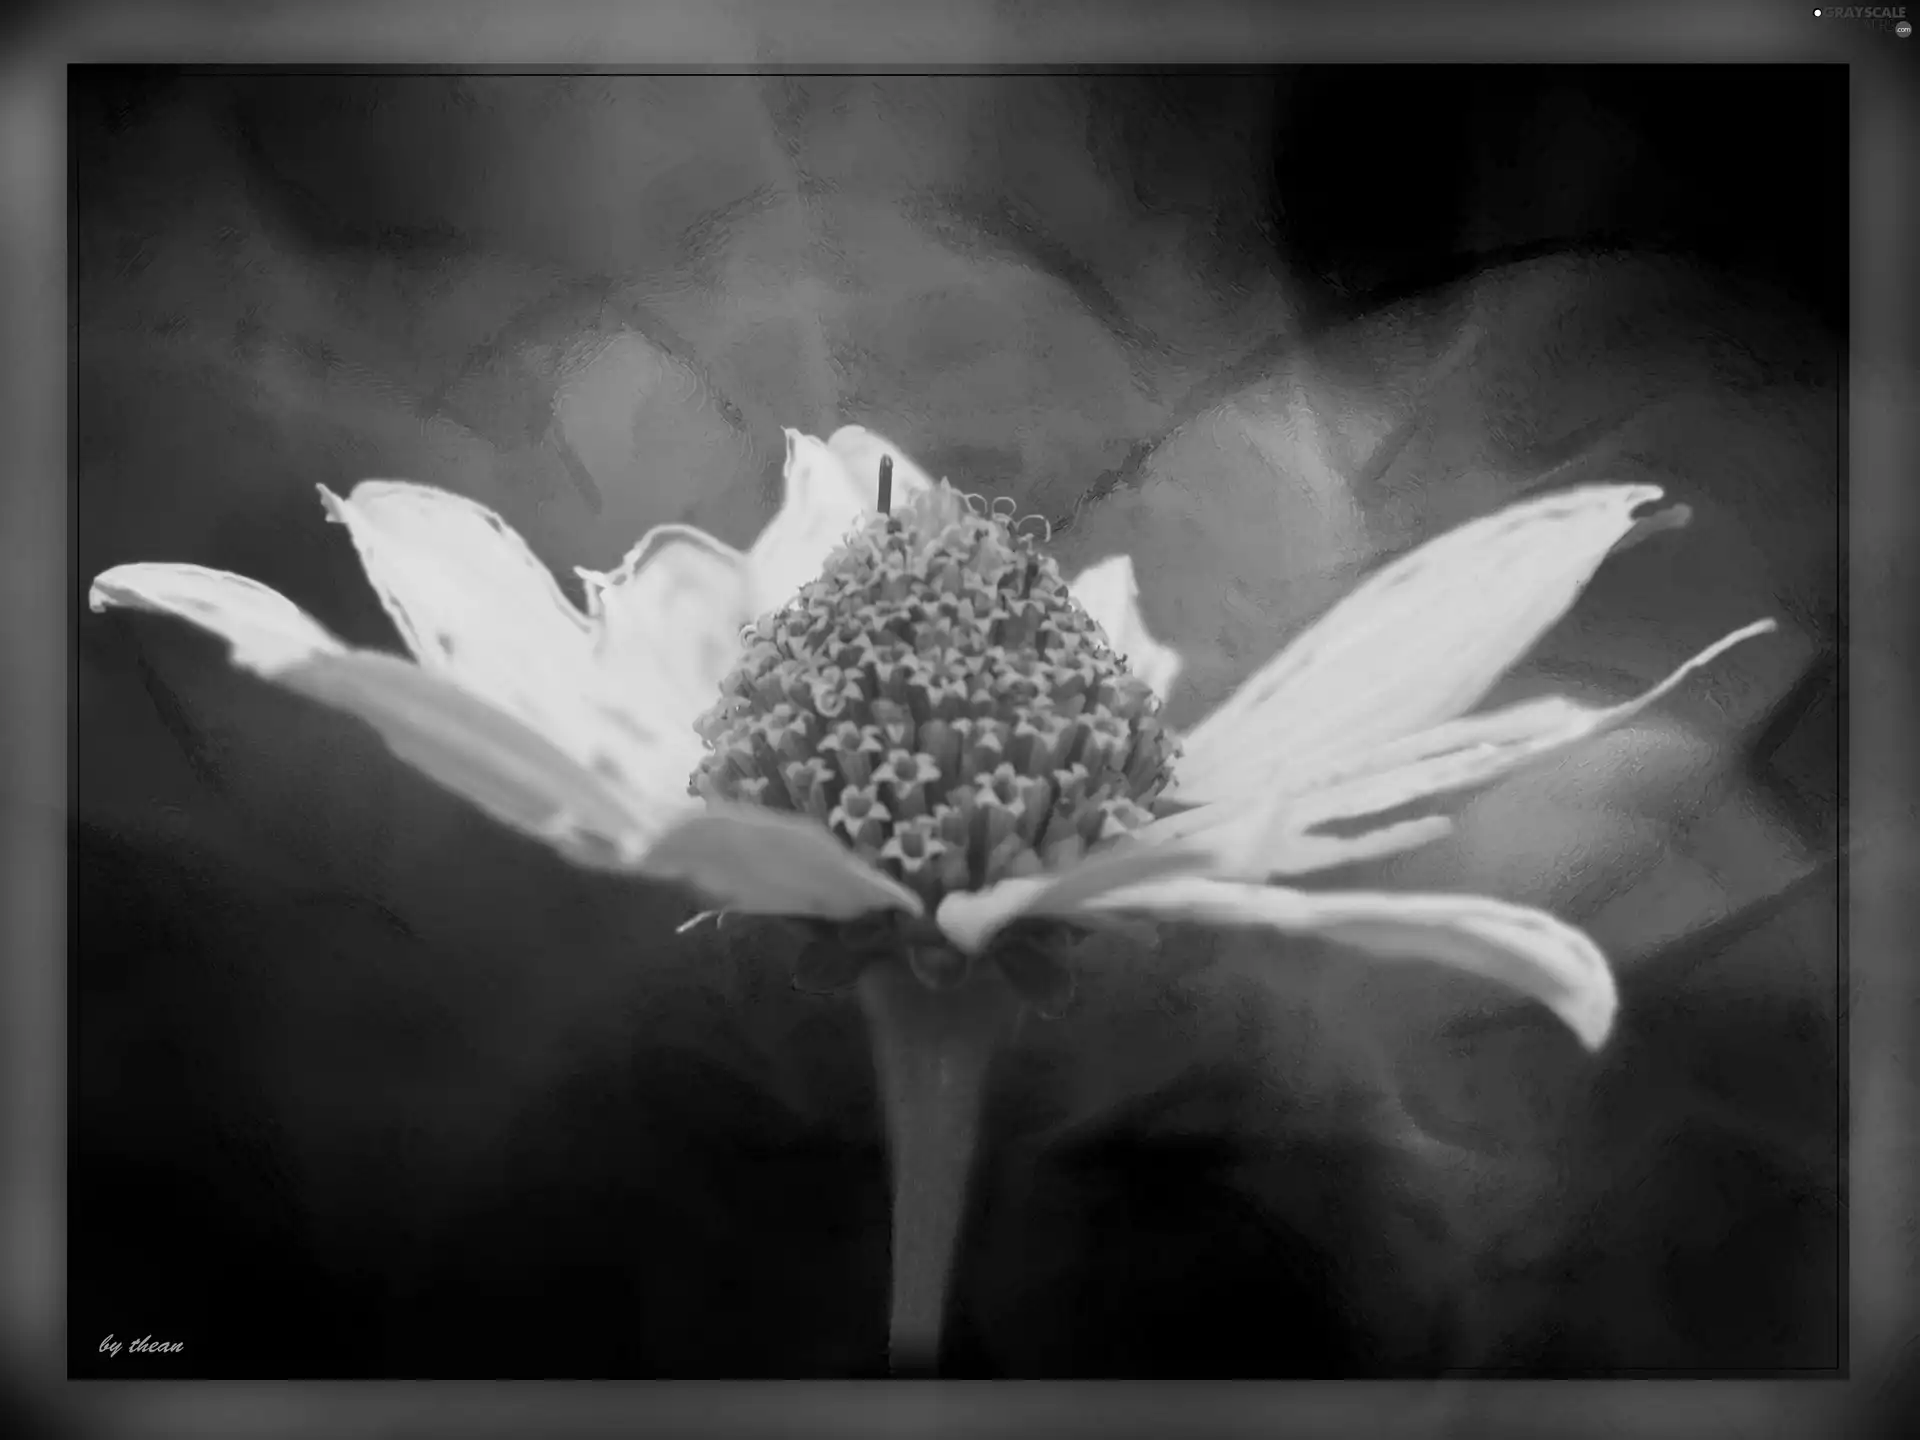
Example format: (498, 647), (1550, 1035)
(1899, 18), (1913, 36)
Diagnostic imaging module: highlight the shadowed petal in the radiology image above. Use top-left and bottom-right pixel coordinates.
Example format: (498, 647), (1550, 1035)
(277, 650), (668, 861)
(932, 839), (1216, 955)
(89, 563), (663, 862)
(640, 805), (926, 921)
(1073, 876), (1618, 1050)
(1064, 553), (1184, 701)
(319, 481), (607, 753)
(90, 563), (344, 672)
(1172, 484), (1679, 805)
(580, 522), (756, 785)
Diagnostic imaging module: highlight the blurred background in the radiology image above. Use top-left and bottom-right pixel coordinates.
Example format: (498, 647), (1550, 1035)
(68, 66), (1842, 1382)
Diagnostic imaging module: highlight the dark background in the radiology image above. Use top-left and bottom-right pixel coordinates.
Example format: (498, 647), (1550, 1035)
(69, 66), (1842, 1380)
(1269, 65), (1844, 328)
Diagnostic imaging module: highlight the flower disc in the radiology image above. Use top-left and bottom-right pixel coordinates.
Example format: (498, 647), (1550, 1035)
(691, 483), (1179, 909)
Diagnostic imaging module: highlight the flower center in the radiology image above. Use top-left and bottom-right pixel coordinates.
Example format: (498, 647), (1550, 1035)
(690, 480), (1178, 906)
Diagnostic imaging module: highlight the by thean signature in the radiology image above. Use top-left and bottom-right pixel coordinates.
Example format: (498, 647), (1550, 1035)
(98, 1333), (184, 1357)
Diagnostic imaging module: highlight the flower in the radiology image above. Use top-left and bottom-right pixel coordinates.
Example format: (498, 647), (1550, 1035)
(89, 425), (1774, 1050)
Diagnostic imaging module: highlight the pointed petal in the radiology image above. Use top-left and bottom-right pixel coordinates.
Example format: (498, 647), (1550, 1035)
(745, 430), (871, 616)
(89, 563), (343, 673)
(1283, 619), (1779, 832)
(1065, 553), (1184, 700)
(579, 522), (755, 782)
(826, 424), (937, 509)
(1150, 618), (1775, 878)
(638, 805), (925, 921)
(1172, 484), (1680, 805)
(1074, 876), (1618, 1050)
(319, 481), (605, 750)
(933, 839), (1216, 955)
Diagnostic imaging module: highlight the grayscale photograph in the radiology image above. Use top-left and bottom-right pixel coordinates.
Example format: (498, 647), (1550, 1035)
(65, 61), (1845, 1391)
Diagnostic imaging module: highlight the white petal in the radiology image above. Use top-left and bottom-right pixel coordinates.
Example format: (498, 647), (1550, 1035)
(579, 522), (756, 786)
(90, 563), (343, 673)
(826, 424), (937, 509)
(1150, 618), (1775, 878)
(91, 565), (663, 860)
(275, 649), (668, 862)
(745, 424), (943, 617)
(91, 562), (676, 861)
(638, 804), (925, 921)
(934, 878), (1053, 953)
(745, 430), (871, 615)
(1282, 619), (1779, 832)
(319, 481), (605, 752)
(1172, 484), (1680, 805)
(1142, 804), (1456, 880)
(1074, 876), (1618, 1050)
(1064, 553), (1184, 701)
(933, 839), (1217, 955)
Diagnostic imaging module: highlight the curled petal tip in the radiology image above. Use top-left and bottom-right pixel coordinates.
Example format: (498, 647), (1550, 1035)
(316, 483), (349, 522)
(1573, 1001), (1616, 1054)
(1614, 496), (1693, 554)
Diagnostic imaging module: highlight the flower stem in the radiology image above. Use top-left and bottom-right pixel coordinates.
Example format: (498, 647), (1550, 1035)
(855, 957), (1018, 1377)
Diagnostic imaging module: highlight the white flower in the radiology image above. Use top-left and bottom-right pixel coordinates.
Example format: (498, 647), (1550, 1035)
(90, 425), (1774, 1051)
